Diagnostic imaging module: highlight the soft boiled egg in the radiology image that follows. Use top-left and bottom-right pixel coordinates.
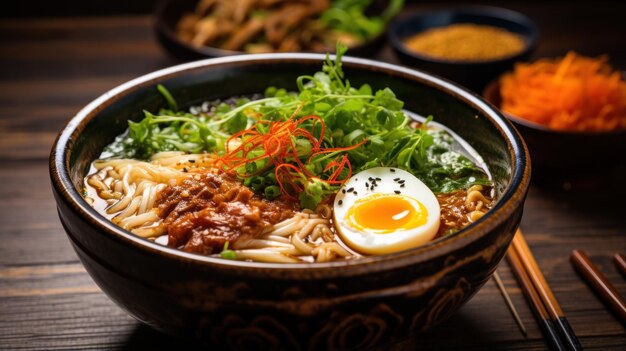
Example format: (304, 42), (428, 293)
(333, 167), (440, 255)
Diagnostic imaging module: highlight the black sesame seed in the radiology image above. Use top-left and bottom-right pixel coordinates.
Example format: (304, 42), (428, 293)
(347, 187), (354, 192)
(338, 200), (343, 205)
(182, 168), (188, 173)
(401, 184), (405, 188)
(399, 180), (405, 184)
(394, 190), (401, 194)
(370, 186), (374, 191)
(390, 168), (396, 172)
(353, 191), (358, 196)
(189, 159), (196, 163)
(375, 177), (381, 181)
(365, 182), (369, 187)
(342, 189), (346, 194)
(393, 177), (400, 181)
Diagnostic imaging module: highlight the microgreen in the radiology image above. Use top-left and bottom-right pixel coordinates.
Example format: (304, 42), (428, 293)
(104, 42), (491, 209)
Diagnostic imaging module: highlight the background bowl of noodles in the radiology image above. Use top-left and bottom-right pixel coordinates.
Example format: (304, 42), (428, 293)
(155, 0), (398, 60)
(50, 54), (530, 349)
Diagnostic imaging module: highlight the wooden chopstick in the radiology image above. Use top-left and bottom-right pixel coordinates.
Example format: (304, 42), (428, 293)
(510, 229), (583, 351)
(614, 253), (626, 278)
(507, 247), (566, 351)
(493, 270), (527, 336)
(571, 250), (626, 327)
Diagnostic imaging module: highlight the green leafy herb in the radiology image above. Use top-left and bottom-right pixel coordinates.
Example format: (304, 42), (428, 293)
(103, 42), (492, 209)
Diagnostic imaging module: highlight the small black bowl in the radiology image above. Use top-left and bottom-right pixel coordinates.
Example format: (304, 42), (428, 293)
(155, 0), (389, 61)
(388, 6), (538, 92)
(484, 79), (626, 190)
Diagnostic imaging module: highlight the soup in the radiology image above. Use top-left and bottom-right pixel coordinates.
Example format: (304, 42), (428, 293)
(84, 46), (494, 263)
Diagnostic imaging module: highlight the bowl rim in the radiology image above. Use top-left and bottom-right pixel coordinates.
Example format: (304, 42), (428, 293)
(154, 0), (389, 58)
(483, 78), (626, 136)
(388, 5), (539, 65)
(50, 53), (530, 276)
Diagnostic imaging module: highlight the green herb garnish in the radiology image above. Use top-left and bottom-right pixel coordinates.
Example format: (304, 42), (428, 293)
(104, 42), (492, 209)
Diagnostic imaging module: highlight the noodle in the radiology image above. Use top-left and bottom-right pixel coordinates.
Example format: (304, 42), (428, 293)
(436, 184), (494, 235)
(465, 185), (490, 224)
(85, 152), (358, 263)
(231, 209), (356, 262)
(85, 154), (188, 236)
(84, 151), (493, 263)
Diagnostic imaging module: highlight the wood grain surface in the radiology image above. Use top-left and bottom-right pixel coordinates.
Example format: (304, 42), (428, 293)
(1, 3), (626, 350)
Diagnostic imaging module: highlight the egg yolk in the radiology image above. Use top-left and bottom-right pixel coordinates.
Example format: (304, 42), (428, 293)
(344, 193), (428, 233)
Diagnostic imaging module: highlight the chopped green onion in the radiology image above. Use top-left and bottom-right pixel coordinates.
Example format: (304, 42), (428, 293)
(220, 242), (236, 260)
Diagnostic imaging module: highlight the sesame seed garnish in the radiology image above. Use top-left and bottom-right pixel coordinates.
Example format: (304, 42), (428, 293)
(353, 191), (358, 196)
(347, 187), (354, 192)
(393, 177), (400, 181)
(182, 168), (188, 173)
(390, 168), (396, 172)
(342, 189), (346, 194)
(375, 177), (381, 181)
(338, 200), (343, 205)
(394, 190), (401, 194)
(189, 159), (196, 163)
(399, 180), (405, 184)
(400, 184), (405, 188)
(365, 182), (369, 188)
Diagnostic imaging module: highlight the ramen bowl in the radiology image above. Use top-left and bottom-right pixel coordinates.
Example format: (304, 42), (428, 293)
(50, 54), (530, 349)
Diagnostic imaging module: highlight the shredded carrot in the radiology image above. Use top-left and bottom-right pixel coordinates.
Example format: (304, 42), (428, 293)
(499, 51), (626, 131)
(217, 107), (367, 200)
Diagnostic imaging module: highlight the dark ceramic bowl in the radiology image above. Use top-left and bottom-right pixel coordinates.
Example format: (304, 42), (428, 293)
(484, 79), (626, 189)
(155, 0), (389, 60)
(388, 6), (538, 92)
(50, 54), (530, 350)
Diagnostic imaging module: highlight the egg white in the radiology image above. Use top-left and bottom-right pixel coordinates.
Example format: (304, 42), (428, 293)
(333, 167), (440, 255)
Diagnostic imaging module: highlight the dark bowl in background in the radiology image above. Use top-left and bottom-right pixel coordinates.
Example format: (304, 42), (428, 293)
(50, 54), (530, 349)
(484, 79), (626, 189)
(388, 6), (538, 92)
(155, 0), (390, 61)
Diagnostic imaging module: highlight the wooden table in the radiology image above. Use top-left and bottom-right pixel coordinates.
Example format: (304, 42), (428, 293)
(1, 3), (625, 350)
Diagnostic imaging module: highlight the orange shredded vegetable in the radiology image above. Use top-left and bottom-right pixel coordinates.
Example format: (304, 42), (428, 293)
(499, 51), (626, 131)
(218, 109), (366, 201)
